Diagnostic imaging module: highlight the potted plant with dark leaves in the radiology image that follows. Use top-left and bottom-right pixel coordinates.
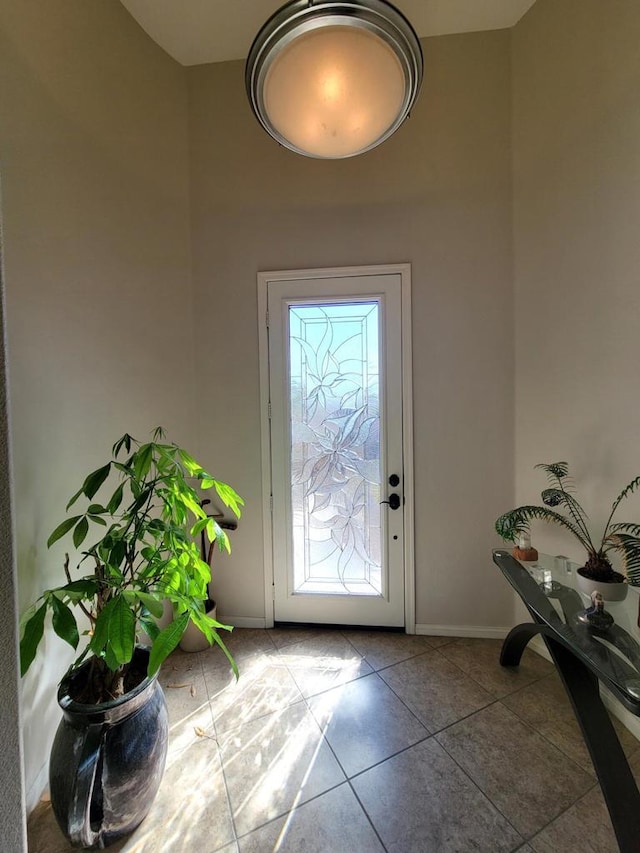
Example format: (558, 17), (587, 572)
(19, 428), (243, 849)
(495, 461), (640, 601)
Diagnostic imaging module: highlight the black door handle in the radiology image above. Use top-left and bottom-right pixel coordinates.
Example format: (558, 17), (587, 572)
(380, 493), (401, 510)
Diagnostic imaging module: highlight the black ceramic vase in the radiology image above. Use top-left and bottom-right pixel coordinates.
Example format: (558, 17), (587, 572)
(49, 647), (169, 849)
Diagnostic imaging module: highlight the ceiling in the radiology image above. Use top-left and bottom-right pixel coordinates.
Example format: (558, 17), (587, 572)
(119, 0), (538, 67)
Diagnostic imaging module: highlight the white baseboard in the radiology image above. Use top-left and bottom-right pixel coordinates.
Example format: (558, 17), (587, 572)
(415, 623), (511, 640)
(601, 687), (640, 741)
(220, 619), (508, 637)
(219, 615), (267, 630)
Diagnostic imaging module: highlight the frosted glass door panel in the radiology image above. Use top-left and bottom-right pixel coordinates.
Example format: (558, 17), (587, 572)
(289, 303), (382, 596)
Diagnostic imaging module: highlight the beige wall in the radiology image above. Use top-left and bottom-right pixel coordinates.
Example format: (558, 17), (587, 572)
(188, 31), (515, 632)
(0, 0), (194, 808)
(512, 0), (640, 558)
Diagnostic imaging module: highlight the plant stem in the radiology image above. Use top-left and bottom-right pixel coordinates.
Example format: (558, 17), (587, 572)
(64, 553), (95, 626)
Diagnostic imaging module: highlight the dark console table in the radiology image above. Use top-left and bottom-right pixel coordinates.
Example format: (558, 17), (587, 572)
(493, 549), (640, 852)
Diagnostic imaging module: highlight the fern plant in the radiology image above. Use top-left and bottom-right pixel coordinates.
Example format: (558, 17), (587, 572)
(495, 462), (640, 584)
(19, 428), (244, 703)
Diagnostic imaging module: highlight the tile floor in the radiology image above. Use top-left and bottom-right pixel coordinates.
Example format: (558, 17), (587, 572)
(28, 628), (640, 852)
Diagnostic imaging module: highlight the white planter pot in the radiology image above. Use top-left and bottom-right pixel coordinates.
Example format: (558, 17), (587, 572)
(575, 570), (629, 602)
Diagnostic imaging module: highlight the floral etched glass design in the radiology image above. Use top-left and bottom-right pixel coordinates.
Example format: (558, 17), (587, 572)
(289, 302), (382, 596)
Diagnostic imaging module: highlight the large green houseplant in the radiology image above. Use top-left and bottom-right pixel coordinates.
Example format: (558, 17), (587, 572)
(495, 461), (640, 586)
(20, 428), (244, 702)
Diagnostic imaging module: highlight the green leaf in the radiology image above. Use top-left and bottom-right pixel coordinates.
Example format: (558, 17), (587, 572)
(60, 578), (98, 598)
(109, 539), (126, 570)
(89, 601), (111, 655)
(605, 532), (640, 585)
(66, 487), (85, 511)
(87, 504), (107, 515)
(89, 595), (136, 668)
(104, 642), (121, 672)
(73, 516), (89, 549)
(147, 518), (167, 534)
(138, 616), (160, 642)
(210, 520), (231, 554)
(106, 596), (136, 665)
(134, 444), (153, 481)
(148, 611), (189, 675)
(128, 591), (164, 619)
(610, 476), (640, 518)
(190, 517), (210, 537)
(207, 518), (217, 542)
(213, 481), (245, 518)
(129, 486), (153, 515)
(163, 571), (181, 593)
(106, 483), (125, 515)
(178, 449), (201, 475)
(50, 598), (79, 650)
(83, 463), (112, 500)
(210, 629), (238, 680)
(107, 564), (125, 581)
(609, 522), (640, 537)
(534, 461), (570, 480)
(112, 433), (133, 457)
(495, 505), (591, 550)
(174, 487), (203, 520)
(540, 487), (594, 549)
(20, 603), (47, 676)
(47, 516), (82, 548)
(88, 514), (107, 527)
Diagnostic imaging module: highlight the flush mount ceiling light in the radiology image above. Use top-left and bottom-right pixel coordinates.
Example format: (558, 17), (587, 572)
(245, 0), (423, 159)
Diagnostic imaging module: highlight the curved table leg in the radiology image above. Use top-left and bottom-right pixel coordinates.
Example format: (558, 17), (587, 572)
(546, 636), (640, 853)
(500, 622), (545, 667)
(501, 621), (640, 852)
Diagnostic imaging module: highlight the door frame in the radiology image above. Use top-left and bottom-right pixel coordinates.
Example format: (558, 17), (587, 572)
(257, 264), (415, 632)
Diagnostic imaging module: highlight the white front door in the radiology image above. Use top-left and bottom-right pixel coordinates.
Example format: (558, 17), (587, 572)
(259, 266), (413, 628)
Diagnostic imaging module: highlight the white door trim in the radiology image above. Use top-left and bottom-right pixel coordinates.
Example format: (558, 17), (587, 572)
(257, 264), (415, 632)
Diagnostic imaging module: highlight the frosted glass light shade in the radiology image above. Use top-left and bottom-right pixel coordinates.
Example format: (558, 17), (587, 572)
(246, 0), (423, 159)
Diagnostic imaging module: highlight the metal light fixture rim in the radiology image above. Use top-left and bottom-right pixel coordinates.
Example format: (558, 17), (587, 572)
(245, 0), (424, 159)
